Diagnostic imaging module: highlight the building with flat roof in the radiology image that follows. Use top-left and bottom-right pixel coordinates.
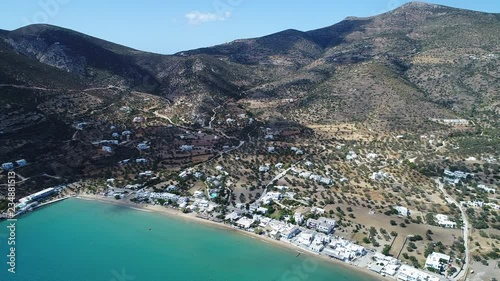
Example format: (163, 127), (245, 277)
(425, 252), (451, 272)
(2, 162), (14, 170)
(436, 214), (457, 228)
(19, 188), (56, 204)
(397, 265), (440, 281)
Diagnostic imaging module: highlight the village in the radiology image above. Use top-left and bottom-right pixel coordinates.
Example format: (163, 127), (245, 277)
(1, 93), (498, 281)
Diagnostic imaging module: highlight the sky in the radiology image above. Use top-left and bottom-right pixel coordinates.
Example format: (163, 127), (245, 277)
(0, 0), (499, 54)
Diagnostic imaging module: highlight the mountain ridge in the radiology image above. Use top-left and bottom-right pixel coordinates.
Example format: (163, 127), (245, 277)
(0, 2), (498, 167)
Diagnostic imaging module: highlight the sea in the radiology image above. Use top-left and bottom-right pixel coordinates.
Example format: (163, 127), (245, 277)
(0, 199), (379, 281)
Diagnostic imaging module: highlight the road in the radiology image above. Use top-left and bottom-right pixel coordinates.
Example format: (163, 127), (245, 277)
(435, 178), (470, 281)
(0, 83), (124, 92)
(258, 158), (305, 203)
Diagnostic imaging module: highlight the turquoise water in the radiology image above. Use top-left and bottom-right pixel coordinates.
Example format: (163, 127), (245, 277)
(0, 199), (379, 281)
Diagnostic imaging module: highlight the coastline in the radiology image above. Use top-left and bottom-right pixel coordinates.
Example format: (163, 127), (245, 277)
(76, 194), (387, 281)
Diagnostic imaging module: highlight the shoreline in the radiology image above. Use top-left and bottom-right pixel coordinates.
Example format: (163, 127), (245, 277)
(76, 194), (387, 281)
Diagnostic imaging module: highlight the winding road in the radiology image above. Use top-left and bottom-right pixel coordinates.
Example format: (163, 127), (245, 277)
(434, 178), (470, 281)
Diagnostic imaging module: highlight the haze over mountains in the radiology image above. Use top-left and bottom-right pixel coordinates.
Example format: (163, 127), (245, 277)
(0, 2), (499, 183)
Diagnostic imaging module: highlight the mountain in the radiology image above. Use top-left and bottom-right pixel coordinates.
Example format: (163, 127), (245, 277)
(0, 2), (499, 189)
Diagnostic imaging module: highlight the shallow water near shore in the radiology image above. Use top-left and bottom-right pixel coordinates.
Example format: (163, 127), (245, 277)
(0, 199), (379, 281)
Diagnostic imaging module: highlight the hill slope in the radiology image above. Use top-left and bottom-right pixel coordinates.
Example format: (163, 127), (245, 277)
(0, 2), (499, 183)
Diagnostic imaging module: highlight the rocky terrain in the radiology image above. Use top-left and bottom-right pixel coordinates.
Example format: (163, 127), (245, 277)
(0, 2), (499, 279)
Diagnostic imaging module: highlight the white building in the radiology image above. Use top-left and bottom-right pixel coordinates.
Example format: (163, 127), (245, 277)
(371, 171), (389, 180)
(307, 217), (336, 233)
(477, 184), (496, 193)
(296, 231), (315, 246)
(280, 226), (300, 239)
(397, 265), (440, 281)
(2, 162), (14, 170)
(19, 188), (56, 204)
(319, 177), (333, 185)
(425, 252), (451, 271)
(256, 207), (269, 214)
(235, 217), (255, 229)
(261, 192), (282, 204)
(137, 142), (150, 150)
(394, 206), (410, 217)
(15, 159), (27, 167)
(180, 145), (194, 152)
(436, 214), (457, 228)
(346, 151), (357, 160)
(293, 212), (304, 224)
(259, 165), (270, 172)
(102, 146), (113, 153)
(193, 191), (204, 198)
(317, 223), (334, 234)
(225, 212), (241, 221)
(299, 171), (312, 178)
(311, 207), (325, 215)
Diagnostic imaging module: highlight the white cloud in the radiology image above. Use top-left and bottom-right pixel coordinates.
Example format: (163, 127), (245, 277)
(185, 11), (231, 25)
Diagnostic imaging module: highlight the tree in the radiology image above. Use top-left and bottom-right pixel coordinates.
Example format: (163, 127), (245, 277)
(390, 220), (397, 226)
(382, 245), (391, 256)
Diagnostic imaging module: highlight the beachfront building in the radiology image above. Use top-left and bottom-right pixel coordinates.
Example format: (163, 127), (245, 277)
(397, 265), (440, 281)
(324, 237), (366, 262)
(280, 226), (301, 240)
(18, 188), (56, 204)
(235, 217), (255, 229)
(370, 252), (400, 276)
(309, 239), (325, 252)
(424, 252), (451, 272)
(295, 231), (315, 247)
(225, 211), (241, 221)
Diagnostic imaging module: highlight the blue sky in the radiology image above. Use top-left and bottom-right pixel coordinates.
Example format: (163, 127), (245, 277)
(1, 0), (499, 54)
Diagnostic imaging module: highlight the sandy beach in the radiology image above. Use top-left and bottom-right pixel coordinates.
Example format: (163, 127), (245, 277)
(75, 194), (387, 281)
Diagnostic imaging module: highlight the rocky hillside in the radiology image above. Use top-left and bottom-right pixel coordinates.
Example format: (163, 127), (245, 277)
(0, 2), (499, 177)
(2, 3), (499, 128)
